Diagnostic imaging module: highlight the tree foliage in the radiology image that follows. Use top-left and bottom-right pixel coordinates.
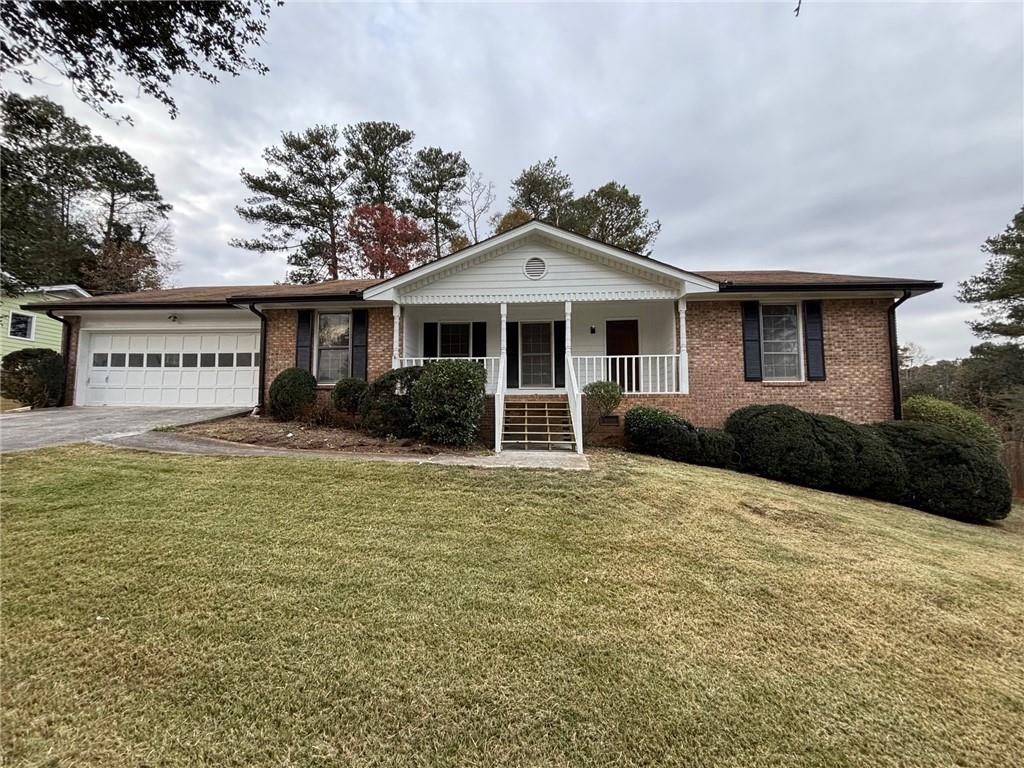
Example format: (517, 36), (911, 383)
(504, 157), (661, 253)
(564, 181), (661, 254)
(343, 121), (415, 210)
(1, 94), (173, 295)
(344, 204), (432, 280)
(958, 206), (1024, 339)
(0, 0), (273, 121)
(508, 157), (573, 224)
(232, 125), (350, 283)
(408, 146), (469, 260)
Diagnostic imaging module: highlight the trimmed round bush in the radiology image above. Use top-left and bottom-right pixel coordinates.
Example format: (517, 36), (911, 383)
(331, 377), (368, 416)
(410, 360), (487, 447)
(725, 405), (831, 488)
(623, 406), (700, 462)
(0, 348), (65, 407)
(875, 421), (1012, 523)
(582, 380), (623, 438)
(359, 366), (424, 439)
(902, 395), (1002, 457)
(267, 367), (316, 421)
(695, 427), (738, 469)
(809, 414), (908, 502)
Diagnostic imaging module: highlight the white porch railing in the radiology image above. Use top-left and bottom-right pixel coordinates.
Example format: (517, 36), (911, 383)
(572, 354), (679, 394)
(565, 352), (584, 454)
(399, 356), (501, 394)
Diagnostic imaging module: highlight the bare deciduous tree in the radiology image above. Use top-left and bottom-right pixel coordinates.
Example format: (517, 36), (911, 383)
(459, 171), (496, 243)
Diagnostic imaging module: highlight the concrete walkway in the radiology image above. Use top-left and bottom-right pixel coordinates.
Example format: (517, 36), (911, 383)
(94, 431), (591, 471)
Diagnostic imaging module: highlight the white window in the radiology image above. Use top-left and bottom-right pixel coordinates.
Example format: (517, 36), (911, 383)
(439, 322), (471, 357)
(8, 312), (34, 340)
(316, 312), (351, 384)
(760, 304), (803, 381)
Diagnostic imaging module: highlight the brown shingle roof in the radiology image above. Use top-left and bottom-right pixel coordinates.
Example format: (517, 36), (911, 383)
(22, 279), (383, 310)
(694, 270), (941, 291)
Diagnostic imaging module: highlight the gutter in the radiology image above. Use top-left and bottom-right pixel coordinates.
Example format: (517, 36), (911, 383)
(247, 303), (269, 412)
(46, 309), (72, 407)
(887, 290), (913, 420)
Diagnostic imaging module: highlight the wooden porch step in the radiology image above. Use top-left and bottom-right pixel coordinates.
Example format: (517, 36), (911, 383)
(500, 398), (575, 451)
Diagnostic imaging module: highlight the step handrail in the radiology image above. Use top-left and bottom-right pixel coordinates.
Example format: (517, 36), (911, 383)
(494, 356), (506, 452)
(565, 351), (584, 454)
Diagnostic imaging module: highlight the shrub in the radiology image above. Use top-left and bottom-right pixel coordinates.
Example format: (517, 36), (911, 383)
(410, 360), (487, 447)
(582, 380), (623, 439)
(359, 366), (424, 439)
(623, 406), (700, 462)
(694, 427), (738, 469)
(902, 395), (1002, 457)
(725, 405), (831, 489)
(298, 400), (344, 427)
(809, 414), (908, 502)
(0, 348), (65, 407)
(875, 421), (1012, 523)
(331, 377), (368, 416)
(267, 367), (316, 421)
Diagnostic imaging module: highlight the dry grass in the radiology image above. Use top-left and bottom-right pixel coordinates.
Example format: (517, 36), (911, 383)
(2, 445), (1022, 767)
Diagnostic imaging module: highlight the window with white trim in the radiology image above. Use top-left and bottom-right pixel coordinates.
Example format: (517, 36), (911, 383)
(760, 304), (802, 381)
(8, 312), (34, 339)
(439, 322), (471, 357)
(316, 312), (351, 384)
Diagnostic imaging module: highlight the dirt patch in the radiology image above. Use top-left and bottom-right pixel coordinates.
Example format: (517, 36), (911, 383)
(176, 415), (489, 455)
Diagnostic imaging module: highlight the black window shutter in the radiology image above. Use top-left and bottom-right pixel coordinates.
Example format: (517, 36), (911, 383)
(740, 301), (762, 382)
(423, 322), (438, 358)
(296, 310), (314, 372)
(351, 309), (369, 380)
(553, 320), (566, 387)
(506, 322), (519, 388)
(803, 301), (826, 381)
(471, 322), (487, 357)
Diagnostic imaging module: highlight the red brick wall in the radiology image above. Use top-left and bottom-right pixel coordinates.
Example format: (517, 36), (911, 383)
(262, 307), (397, 403)
(589, 297), (896, 444)
(262, 309), (299, 403)
(62, 316), (81, 406)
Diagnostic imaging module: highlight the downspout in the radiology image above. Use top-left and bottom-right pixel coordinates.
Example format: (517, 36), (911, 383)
(887, 290), (912, 420)
(248, 303), (269, 412)
(46, 309), (72, 407)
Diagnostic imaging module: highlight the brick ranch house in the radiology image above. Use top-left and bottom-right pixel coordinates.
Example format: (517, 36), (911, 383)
(27, 220), (941, 453)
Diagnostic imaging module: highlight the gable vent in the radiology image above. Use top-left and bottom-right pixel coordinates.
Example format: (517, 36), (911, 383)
(524, 256), (547, 279)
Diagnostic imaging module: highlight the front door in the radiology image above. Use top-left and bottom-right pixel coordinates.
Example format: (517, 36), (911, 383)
(520, 322), (553, 388)
(606, 319), (640, 392)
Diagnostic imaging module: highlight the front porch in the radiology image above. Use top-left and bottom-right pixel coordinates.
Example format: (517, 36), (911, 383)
(390, 299), (691, 453)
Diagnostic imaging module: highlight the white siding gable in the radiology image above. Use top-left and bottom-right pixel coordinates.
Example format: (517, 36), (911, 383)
(397, 234), (683, 304)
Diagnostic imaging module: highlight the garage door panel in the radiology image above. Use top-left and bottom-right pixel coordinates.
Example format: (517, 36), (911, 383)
(84, 331), (259, 408)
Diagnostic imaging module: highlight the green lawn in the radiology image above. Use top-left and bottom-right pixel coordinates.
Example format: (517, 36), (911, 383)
(2, 446), (1022, 767)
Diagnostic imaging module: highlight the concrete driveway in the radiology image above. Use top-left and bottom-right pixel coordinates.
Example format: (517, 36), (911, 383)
(0, 406), (247, 453)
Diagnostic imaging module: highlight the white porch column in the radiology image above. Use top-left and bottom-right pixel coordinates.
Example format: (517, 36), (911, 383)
(499, 302), (508, 358)
(677, 299), (689, 394)
(391, 303), (401, 369)
(564, 301), (572, 357)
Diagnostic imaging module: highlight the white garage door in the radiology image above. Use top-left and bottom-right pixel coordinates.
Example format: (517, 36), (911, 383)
(83, 332), (260, 407)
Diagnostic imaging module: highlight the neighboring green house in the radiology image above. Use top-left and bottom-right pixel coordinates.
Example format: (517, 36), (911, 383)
(1, 284), (90, 359)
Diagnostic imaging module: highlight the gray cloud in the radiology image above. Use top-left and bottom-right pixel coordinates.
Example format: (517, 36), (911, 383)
(13, 1), (1022, 359)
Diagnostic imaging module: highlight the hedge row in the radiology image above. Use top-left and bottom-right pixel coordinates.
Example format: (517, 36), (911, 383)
(625, 403), (1011, 524)
(266, 359), (486, 447)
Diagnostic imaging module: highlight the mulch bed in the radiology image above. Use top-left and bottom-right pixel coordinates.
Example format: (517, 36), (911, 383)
(176, 415), (489, 455)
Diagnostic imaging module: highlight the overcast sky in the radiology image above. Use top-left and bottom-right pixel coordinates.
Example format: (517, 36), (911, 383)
(13, 1), (1023, 360)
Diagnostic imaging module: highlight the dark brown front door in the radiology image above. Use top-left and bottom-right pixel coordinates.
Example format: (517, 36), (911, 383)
(606, 320), (639, 391)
